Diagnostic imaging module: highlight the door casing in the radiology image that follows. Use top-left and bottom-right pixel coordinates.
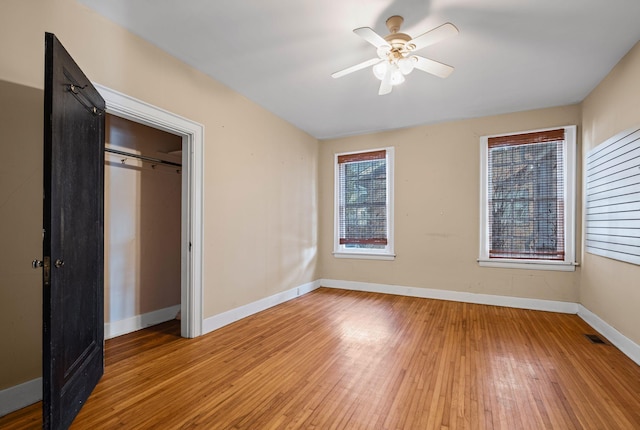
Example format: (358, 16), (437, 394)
(95, 84), (204, 338)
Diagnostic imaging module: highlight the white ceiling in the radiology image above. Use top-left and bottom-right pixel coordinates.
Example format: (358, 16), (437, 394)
(78, 0), (640, 139)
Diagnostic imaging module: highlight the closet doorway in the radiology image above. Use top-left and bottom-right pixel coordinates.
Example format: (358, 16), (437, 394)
(97, 84), (204, 339)
(104, 114), (182, 339)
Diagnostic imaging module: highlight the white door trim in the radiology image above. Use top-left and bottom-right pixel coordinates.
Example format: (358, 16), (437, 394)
(95, 84), (204, 338)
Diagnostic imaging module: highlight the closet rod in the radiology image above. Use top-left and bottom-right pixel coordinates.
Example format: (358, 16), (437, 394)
(105, 147), (182, 167)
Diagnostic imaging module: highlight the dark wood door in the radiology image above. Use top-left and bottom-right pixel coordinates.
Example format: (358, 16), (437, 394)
(43, 32), (105, 430)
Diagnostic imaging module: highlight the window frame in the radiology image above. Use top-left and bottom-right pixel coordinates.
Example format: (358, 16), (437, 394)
(333, 147), (395, 260)
(478, 126), (577, 271)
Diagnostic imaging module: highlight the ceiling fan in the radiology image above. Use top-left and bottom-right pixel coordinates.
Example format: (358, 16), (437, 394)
(332, 16), (459, 95)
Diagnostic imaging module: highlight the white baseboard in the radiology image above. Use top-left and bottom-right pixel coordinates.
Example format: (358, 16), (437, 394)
(578, 305), (640, 366)
(203, 280), (321, 335)
(200, 277), (581, 334)
(105, 304), (181, 339)
(0, 377), (41, 417)
(320, 279), (579, 314)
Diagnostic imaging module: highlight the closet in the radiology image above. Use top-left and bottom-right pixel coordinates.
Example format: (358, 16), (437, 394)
(104, 114), (182, 338)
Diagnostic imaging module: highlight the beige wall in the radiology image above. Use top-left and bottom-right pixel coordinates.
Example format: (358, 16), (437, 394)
(105, 115), (182, 323)
(581, 41), (640, 345)
(0, 81), (43, 390)
(319, 105), (582, 302)
(0, 0), (319, 390)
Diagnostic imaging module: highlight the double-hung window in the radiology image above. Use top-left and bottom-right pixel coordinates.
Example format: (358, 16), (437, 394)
(479, 126), (576, 271)
(334, 148), (395, 260)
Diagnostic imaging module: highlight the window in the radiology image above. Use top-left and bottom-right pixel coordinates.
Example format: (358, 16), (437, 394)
(334, 148), (394, 260)
(479, 126), (576, 271)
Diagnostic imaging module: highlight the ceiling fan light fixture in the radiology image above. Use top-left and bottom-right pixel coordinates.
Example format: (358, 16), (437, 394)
(376, 45), (391, 59)
(398, 56), (415, 75)
(373, 61), (389, 80)
(390, 65), (405, 86)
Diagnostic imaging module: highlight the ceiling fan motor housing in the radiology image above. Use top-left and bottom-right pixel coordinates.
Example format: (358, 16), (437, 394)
(384, 16), (413, 51)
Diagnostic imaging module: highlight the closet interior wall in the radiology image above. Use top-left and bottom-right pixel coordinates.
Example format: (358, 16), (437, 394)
(105, 114), (182, 330)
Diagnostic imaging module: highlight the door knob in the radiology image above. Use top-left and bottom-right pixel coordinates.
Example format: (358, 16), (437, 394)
(32, 259), (43, 269)
(55, 259), (65, 268)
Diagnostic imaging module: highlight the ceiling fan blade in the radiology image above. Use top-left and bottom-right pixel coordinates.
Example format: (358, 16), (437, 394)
(378, 70), (392, 95)
(406, 22), (459, 52)
(354, 27), (390, 49)
(413, 55), (454, 78)
(331, 58), (381, 79)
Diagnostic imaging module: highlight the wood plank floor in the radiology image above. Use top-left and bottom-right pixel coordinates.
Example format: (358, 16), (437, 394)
(2, 288), (640, 429)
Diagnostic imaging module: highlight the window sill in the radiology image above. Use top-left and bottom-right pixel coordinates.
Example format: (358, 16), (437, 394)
(477, 258), (577, 272)
(333, 252), (396, 261)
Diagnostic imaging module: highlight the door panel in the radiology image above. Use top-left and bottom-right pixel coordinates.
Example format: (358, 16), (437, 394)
(43, 32), (105, 430)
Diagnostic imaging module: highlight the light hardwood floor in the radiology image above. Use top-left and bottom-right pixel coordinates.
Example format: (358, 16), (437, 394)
(2, 288), (640, 429)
